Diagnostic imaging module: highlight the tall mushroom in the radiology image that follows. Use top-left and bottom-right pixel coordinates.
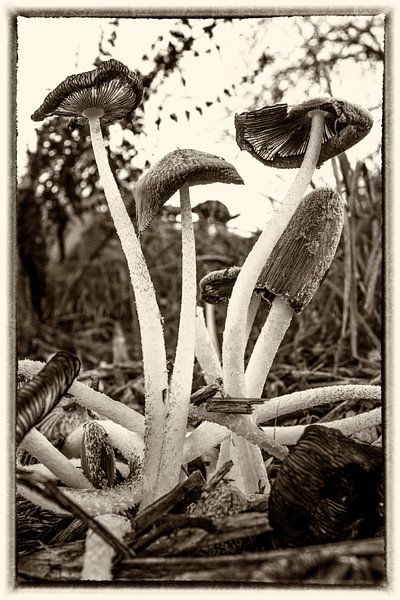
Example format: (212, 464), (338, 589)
(223, 97), (373, 398)
(134, 148), (244, 497)
(31, 59), (168, 505)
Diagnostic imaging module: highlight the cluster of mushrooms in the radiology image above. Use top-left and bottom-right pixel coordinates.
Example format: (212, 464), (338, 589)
(17, 59), (381, 577)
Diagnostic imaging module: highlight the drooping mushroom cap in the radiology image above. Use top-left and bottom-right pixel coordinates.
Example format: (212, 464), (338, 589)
(134, 149), (244, 232)
(235, 97), (373, 169)
(31, 59), (143, 125)
(200, 266), (275, 305)
(199, 266), (242, 304)
(255, 187), (345, 312)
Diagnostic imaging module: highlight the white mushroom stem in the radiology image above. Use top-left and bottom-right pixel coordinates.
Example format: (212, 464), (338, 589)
(261, 407), (381, 445)
(153, 184), (197, 500)
(81, 514), (131, 581)
(77, 114), (168, 504)
(205, 303), (220, 359)
(222, 109), (326, 397)
(194, 306), (271, 493)
(245, 297), (293, 397)
(254, 384), (381, 424)
(20, 428), (93, 489)
(18, 360), (145, 436)
(195, 306), (223, 383)
(245, 293), (261, 341)
(182, 384), (381, 463)
(62, 420), (144, 463)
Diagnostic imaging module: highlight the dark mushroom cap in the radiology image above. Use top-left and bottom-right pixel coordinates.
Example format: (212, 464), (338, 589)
(199, 266), (242, 304)
(200, 266), (275, 305)
(255, 187), (345, 312)
(16, 351), (81, 446)
(31, 59), (143, 125)
(192, 200), (239, 224)
(268, 425), (383, 547)
(235, 97), (373, 169)
(81, 421), (116, 489)
(134, 149), (244, 232)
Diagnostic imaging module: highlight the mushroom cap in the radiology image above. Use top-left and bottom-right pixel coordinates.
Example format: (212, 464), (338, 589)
(199, 266), (242, 304)
(81, 421), (116, 489)
(199, 266), (274, 305)
(31, 59), (143, 125)
(235, 97), (373, 169)
(255, 187), (345, 312)
(192, 200), (239, 224)
(16, 351), (81, 447)
(268, 424), (383, 547)
(134, 149), (244, 232)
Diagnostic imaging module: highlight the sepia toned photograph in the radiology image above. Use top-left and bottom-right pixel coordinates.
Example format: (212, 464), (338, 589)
(11, 3), (387, 589)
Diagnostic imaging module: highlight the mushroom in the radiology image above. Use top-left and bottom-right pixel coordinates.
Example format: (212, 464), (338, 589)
(200, 265), (273, 340)
(134, 148), (244, 497)
(81, 421), (116, 489)
(17, 352), (92, 489)
(268, 424), (383, 548)
(222, 97), (373, 398)
(245, 187), (345, 397)
(31, 59), (168, 508)
(235, 97), (373, 169)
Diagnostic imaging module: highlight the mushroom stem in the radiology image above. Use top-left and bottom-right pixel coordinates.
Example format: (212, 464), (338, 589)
(245, 297), (293, 397)
(261, 408), (381, 445)
(222, 109), (326, 397)
(19, 359), (145, 436)
(195, 306), (223, 384)
(20, 428), (93, 489)
(153, 183), (197, 500)
(87, 115), (168, 503)
(245, 293), (261, 342)
(182, 384), (380, 463)
(254, 384), (381, 425)
(205, 303), (220, 359)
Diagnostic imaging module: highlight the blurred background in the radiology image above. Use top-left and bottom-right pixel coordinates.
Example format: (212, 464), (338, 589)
(16, 15), (383, 413)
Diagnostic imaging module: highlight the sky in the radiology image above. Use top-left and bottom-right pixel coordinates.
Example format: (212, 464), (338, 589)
(17, 15), (384, 233)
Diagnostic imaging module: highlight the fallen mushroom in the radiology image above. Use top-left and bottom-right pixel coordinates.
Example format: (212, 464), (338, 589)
(268, 424), (383, 548)
(245, 186), (345, 397)
(134, 149), (243, 499)
(31, 59), (168, 507)
(17, 352), (91, 489)
(223, 97), (373, 399)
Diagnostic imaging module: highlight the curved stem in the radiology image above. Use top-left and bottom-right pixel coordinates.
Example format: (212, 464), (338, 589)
(254, 384), (381, 425)
(260, 408), (381, 445)
(183, 384), (380, 464)
(19, 359), (145, 436)
(245, 297), (293, 398)
(155, 184), (197, 498)
(222, 110), (326, 397)
(87, 116), (168, 506)
(20, 428), (93, 489)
